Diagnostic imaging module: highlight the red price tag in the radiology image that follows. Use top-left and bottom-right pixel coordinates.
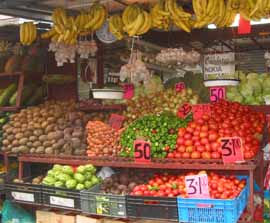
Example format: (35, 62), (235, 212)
(238, 16), (251, 34)
(177, 103), (192, 119)
(123, 84), (134, 99)
(185, 174), (210, 198)
(220, 137), (244, 163)
(176, 82), (185, 92)
(108, 114), (125, 130)
(210, 87), (226, 102)
(192, 104), (211, 120)
(134, 140), (151, 163)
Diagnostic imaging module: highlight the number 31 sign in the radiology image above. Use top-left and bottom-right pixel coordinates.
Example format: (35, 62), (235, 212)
(185, 174), (210, 198)
(134, 140), (151, 163)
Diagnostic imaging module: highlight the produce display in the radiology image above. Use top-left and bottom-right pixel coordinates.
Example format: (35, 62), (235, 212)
(120, 113), (189, 158)
(86, 121), (122, 157)
(1, 100), (90, 155)
(124, 88), (199, 123)
(131, 171), (247, 199)
(100, 170), (149, 195)
(109, 14), (125, 40)
(122, 4), (152, 37)
(227, 72), (270, 105)
(174, 100), (264, 159)
(42, 164), (100, 190)
(20, 22), (37, 46)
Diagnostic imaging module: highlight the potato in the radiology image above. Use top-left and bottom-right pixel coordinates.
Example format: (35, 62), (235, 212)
(26, 142), (33, 147)
(18, 145), (28, 153)
(2, 139), (9, 146)
(29, 136), (37, 142)
(63, 127), (73, 135)
(33, 129), (43, 136)
(11, 147), (20, 153)
(15, 133), (24, 139)
(23, 130), (32, 138)
(45, 124), (54, 134)
(36, 146), (45, 154)
(39, 135), (47, 142)
(6, 135), (15, 141)
(43, 141), (52, 147)
(19, 138), (28, 145)
(29, 148), (36, 153)
(72, 130), (83, 138)
(41, 121), (49, 129)
(12, 140), (19, 146)
(71, 138), (81, 148)
(33, 141), (42, 147)
(45, 147), (53, 154)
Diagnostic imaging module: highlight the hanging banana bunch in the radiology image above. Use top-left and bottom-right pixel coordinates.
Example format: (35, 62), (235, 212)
(248, 0), (270, 21)
(122, 4), (152, 37)
(109, 14), (125, 40)
(20, 22), (37, 46)
(150, 0), (170, 31)
(75, 11), (90, 35)
(84, 3), (107, 32)
(165, 0), (192, 32)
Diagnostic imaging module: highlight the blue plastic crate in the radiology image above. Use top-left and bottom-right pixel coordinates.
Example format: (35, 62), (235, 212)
(177, 176), (250, 223)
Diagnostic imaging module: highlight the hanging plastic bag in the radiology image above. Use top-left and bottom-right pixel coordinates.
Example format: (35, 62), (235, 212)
(2, 200), (35, 223)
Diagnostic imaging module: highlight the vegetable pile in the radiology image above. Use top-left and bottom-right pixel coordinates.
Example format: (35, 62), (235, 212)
(86, 121), (122, 157)
(42, 164), (100, 190)
(131, 171), (246, 199)
(173, 100), (265, 159)
(120, 113), (189, 158)
(124, 88), (199, 124)
(1, 100), (91, 155)
(100, 170), (150, 195)
(227, 72), (270, 105)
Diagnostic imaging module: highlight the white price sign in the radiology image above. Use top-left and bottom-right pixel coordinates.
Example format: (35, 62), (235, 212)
(11, 192), (34, 202)
(204, 53), (235, 75)
(50, 196), (75, 208)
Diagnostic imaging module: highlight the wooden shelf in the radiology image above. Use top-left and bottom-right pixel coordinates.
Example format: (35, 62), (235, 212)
(79, 104), (126, 112)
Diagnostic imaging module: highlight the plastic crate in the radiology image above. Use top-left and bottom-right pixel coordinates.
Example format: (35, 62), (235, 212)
(81, 184), (127, 218)
(126, 195), (178, 221)
(177, 176), (250, 223)
(42, 185), (81, 210)
(5, 177), (42, 204)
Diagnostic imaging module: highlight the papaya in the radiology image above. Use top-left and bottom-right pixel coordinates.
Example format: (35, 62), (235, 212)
(9, 84), (36, 106)
(26, 86), (44, 106)
(4, 55), (23, 73)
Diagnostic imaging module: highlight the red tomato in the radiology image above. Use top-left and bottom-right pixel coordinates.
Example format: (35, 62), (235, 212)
(184, 140), (193, 147)
(211, 152), (221, 159)
(191, 151), (201, 159)
(182, 152), (191, 159)
(185, 146), (193, 153)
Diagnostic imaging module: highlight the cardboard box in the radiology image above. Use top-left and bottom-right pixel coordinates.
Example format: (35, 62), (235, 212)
(36, 211), (56, 223)
(76, 215), (103, 223)
(36, 210), (75, 223)
(55, 213), (75, 223)
(101, 218), (126, 223)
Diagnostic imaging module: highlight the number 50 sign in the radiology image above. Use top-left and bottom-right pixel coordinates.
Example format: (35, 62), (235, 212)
(134, 140), (151, 163)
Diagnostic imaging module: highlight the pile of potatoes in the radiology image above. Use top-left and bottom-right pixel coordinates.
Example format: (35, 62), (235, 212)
(100, 170), (150, 195)
(1, 100), (98, 155)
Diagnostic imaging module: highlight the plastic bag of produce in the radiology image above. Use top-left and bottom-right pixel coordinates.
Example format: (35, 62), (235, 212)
(2, 200), (35, 223)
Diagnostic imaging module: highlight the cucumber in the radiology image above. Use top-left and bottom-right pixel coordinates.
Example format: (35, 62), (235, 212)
(26, 86), (44, 106)
(9, 84), (36, 106)
(0, 83), (17, 106)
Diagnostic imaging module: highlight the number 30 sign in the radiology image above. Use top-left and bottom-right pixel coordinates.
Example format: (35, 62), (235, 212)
(134, 140), (151, 163)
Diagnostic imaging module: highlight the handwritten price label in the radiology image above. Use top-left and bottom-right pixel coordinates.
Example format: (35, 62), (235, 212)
(210, 87), (226, 102)
(123, 84), (134, 99)
(178, 103), (192, 119)
(176, 82), (185, 92)
(192, 104), (211, 120)
(134, 140), (151, 163)
(108, 114), (125, 130)
(220, 137), (244, 163)
(185, 174), (210, 198)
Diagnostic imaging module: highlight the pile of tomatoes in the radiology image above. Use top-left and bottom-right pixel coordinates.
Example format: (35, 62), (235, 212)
(169, 100), (265, 159)
(130, 171), (246, 199)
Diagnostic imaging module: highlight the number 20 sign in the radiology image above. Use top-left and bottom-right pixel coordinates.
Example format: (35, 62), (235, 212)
(134, 140), (151, 163)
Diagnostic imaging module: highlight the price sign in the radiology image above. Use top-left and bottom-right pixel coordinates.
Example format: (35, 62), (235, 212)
(134, 140), (151, 163)
(220, 137), (244, 163)
(176, 82), (185, 92)
(185, 174), (210, 198)
(11, 192), (34, 202)
(109, 114), (125, 130)
(123, 84), (134, 99)
(50, 196), (75, 208)
(178, 103), (192, 119)
(210, 87), (226, 102)
(192, 104), (211, 120)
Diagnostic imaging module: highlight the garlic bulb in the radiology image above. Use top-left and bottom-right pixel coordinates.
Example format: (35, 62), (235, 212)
(156, 48), (201, 65)
(77, 40), (98, 59)
(49, 41), (77, 67)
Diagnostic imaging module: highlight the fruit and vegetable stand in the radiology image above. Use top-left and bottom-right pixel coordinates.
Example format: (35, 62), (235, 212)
(0, 0), (269, 223)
